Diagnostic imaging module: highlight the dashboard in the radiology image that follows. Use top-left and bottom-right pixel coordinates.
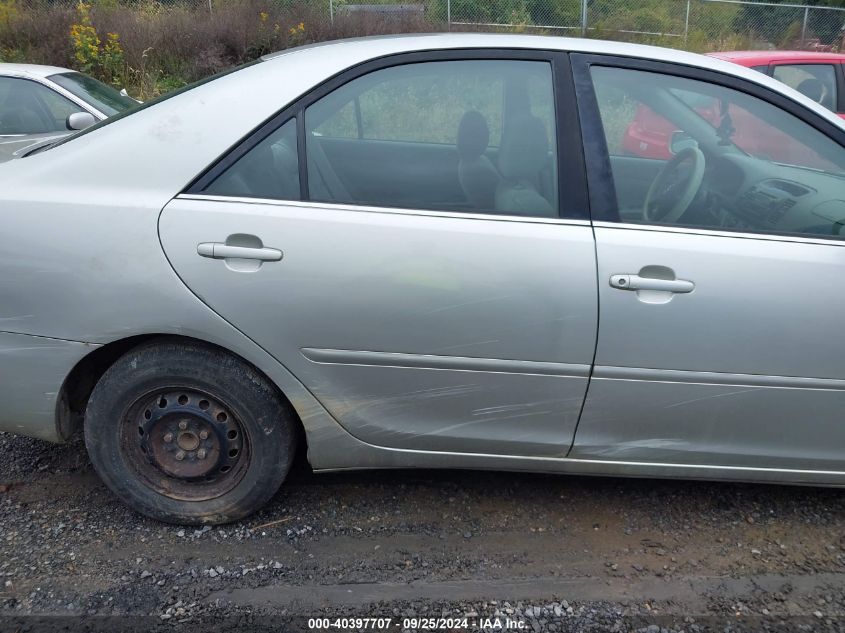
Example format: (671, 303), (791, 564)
(693, 153), (845, 237)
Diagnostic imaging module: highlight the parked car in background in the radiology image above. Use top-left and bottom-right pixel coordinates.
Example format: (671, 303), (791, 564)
(0, 64), (137, 162)
(2, 35), (845, 525)
(713, 50), (845, 115)
(622, 50), (845, 161)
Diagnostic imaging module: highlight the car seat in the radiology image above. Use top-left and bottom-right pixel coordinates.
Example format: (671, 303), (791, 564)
(495, 115), (554, 217)
(456, 110), (500, 210)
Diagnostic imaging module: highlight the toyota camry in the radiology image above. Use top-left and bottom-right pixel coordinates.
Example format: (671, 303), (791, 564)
(2, 34), (845, 524)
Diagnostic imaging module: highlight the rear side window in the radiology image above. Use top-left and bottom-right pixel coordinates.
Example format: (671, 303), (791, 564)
(773, 64), (837, 111)
(304, 59), (558, 217)
(203, 119), (300, 201)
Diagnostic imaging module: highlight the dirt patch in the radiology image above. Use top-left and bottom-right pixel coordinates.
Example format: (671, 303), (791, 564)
(2, 431), (845, 631)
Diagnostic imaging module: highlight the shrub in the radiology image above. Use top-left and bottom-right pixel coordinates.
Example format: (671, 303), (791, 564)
(1, 0), (821, 101)
(70, 2), (100, 74)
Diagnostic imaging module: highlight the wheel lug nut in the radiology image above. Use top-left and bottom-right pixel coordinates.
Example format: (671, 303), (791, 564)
(199, 430), (209, 440)
(175, 451), (185, 461)
(178, 421), (188, 431)
(163, 433), (173, 443)
(197, 449), (207, 460)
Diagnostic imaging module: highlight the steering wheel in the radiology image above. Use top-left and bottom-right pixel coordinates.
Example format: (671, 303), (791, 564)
(643, 146), (706, 223)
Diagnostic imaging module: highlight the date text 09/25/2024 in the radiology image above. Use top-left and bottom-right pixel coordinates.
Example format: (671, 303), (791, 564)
(307, 617), (528, 630)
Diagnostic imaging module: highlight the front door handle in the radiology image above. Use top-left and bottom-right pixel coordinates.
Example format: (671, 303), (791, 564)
(609, 274), (694, 294)
(197, 242), (283, 262)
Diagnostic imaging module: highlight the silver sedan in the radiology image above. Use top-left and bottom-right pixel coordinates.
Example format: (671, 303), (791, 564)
(0, 63), (137, 162)
(2, 35), (845, 524)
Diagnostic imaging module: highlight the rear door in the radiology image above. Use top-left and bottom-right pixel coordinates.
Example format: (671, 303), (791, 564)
(571, 54), (845, 471)
(160, 50), (598, 458)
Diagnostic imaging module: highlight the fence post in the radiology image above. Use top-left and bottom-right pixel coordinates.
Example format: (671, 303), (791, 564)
(329, 0), (334, 24)
(447, 0), (451, 31)
(801, 6), (809, 47)
(684, 0), (691, 45)
(207, 0), (212, 15)
(580, 0), (588, 37)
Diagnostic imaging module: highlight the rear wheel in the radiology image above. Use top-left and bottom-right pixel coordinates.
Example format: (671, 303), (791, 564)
(84, 339), (297, 524)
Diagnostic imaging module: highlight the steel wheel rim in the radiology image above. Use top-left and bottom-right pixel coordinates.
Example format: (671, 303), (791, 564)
(121, 388), (250, 501)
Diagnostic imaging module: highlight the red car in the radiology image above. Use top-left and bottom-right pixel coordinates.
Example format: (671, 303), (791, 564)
(622, 51), (845, 160)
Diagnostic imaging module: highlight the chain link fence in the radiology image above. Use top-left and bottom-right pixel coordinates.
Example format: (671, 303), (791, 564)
(10, 0), (845, 52)
(439, 0), (845, 50)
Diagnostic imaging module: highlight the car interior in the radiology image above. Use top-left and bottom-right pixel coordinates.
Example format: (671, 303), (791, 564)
(306, 61), (558, 217)
(594, 66), (845, 238)
(205, 60), (559, 218)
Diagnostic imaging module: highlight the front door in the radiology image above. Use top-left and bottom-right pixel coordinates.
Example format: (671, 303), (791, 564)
(160, 52), (598, 458)
(571, 56), (845, 471)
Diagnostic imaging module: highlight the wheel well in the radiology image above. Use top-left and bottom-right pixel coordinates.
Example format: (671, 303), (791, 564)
(57, 334), (307, 456)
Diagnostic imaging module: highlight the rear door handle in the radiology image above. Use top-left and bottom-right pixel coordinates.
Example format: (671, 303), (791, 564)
(609, 274), (694, 294)
(197, 242), (283, 262)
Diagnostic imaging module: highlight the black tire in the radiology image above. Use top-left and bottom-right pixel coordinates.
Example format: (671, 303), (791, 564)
(84, 338), (297, 525)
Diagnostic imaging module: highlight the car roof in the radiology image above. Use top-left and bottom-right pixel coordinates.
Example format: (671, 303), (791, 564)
(263, 33), (845, 82)
(262, 34), (843, 98)
(0, 63), (75, 79)
(265, 33), (732, 69)
(708, 50), (845, 65)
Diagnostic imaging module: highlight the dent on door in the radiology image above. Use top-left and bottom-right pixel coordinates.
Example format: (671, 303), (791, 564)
(159, 197), (598, 458)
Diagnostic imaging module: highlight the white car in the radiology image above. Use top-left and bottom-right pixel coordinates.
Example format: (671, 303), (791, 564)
(0, 63), (137, 162)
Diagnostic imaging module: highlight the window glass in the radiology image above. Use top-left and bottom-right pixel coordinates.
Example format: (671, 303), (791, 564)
(591, 66), (845, 238)
(37, 85), (82, 123)
(773, 64), (837, 111)
(314, 99), (359, 139)
(305, 60), (557, 217)
(0, 77), (80, 135)
(750, 65), (769, 74)
(204, 119), (300, 201)
(49, 72), (137, 116)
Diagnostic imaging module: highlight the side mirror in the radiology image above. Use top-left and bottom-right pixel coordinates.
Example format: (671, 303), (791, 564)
(670, 130), (697, 155)
(66, 112), (97, 131)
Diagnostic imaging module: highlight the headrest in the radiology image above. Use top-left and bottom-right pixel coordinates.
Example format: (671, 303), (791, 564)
(797, 78), (825, 104)
(457, 110), (490, 160)
(498, 115), (549, 181)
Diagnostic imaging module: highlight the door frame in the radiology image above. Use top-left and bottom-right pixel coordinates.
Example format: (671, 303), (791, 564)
(186, 48), (591, 222)
(570, 52), (845, 228)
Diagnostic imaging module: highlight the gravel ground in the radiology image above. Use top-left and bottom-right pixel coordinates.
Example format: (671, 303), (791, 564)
(2, 431), (845, 632)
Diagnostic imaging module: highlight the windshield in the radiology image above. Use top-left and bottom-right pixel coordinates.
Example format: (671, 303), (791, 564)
(49, 72), (137, 116)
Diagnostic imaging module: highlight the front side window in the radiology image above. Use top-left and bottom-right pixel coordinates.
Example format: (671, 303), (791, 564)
(305, 59), (558, 217)
(0, 77), (80, 135)
(591, 65), (845, 239)
(772, 64), (837, 111)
